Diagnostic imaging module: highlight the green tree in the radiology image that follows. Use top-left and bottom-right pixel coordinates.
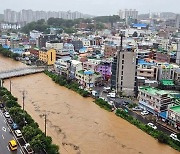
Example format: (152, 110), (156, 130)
(157, 132), (169, 143)
(6, 99), (21, 108)
(132, 31), (138, 37)
(22, 125), (42, 142)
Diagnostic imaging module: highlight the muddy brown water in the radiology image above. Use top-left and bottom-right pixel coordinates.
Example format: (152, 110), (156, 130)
(0, 55), (179, 154)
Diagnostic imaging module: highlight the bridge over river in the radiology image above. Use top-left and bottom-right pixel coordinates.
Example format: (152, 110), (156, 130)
(0, 66), (45, 79)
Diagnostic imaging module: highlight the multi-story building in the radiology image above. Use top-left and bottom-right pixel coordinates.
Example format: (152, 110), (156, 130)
(168, 105), (180, 130)
(29, 48), (39, 57)
(82, 39), (91, 48)
(96, 61), (112, 80)
(176, 41), (180, 65)
(104, 44), (117, 58)
(137, 64), (158, 80)
(36, 34), (58, 48)
(138, 86), (172, 115)
(71, 40), (83, 52)
(30, 30), (43, 39)
(39, 48), (56, 65)
(63, 43), (74, 55)
(75, 70), (102, 88)
(136, 50), (151, 59)
(119, 9), (138, 20)
(46, 40), (63, 50)
(111, 46), (137, 96)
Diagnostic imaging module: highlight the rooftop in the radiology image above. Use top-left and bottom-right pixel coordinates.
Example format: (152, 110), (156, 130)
(170, 106), (180, 113)
(160, 79), (175, 86)
(139, 86), (169, 96)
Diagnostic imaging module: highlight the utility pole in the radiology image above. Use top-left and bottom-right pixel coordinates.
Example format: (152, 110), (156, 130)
(116, 33), (123, 94)
(22, 91), (25, 111)
(44, 113), (47, 136)
(10, 80), (12, 93)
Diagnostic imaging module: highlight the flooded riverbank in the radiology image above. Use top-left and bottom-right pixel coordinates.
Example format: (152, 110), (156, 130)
(1, 55), (179, 154)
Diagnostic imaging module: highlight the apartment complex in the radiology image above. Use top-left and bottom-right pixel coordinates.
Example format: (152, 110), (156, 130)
(3, 9), (91, 23)
(119, 9), (138, 20)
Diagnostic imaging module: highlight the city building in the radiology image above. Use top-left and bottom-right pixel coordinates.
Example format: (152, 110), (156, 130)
(46, 40), (63, 51)
(30, 30), (43, 39)
(177, 41), (180, 65)
(75, 70), (102, 88)
(29, 48), (39, 57)
(37, 34), (58, 48)
(119, 9), (138, 20)
(111, 46), (137, 96)
(168, 105), (180, 130)
(96, 61), (112, 80)
(39, 48), (56, 65)
(71, 40), (83, 52)
(104, 44), (117, 58)
(138, 86), (172, 115)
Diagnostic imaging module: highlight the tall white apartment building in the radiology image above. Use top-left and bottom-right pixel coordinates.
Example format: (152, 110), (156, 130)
(119, 9), (138, 20)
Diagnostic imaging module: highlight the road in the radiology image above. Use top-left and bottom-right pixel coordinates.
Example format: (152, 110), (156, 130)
(0, 110), (23, 154)
(93, 86), (178, 135)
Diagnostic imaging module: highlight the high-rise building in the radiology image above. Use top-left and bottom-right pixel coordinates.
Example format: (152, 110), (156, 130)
(176, 41), (180, 65)
(111, 37), (137, 96)
(119, 9), (138, 20)
(3, 9), (92, 24)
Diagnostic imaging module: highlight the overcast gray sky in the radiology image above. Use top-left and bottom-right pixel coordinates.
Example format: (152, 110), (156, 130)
(0, 0), (180, 16)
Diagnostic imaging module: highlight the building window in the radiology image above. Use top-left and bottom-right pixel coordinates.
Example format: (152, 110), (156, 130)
(121, 76), (123, 80)
(121, 81), (123, 85)
(121, 71), (123, 75)
(122, 60), (124, 64)
(122, 65), (124, 69)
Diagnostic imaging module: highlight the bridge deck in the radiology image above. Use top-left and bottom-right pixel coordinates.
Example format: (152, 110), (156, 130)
(0, 66), (45, 79)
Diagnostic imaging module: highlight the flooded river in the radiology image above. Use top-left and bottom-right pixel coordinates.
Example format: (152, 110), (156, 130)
(0, 55), (179, 154)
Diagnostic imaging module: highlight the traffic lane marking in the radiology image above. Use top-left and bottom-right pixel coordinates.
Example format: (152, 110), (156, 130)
(7, 145), (10, 151)
(2, 134), (4, 139)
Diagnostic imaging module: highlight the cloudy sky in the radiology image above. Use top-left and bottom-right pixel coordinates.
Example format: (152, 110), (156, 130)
(0, 0), (180, 15)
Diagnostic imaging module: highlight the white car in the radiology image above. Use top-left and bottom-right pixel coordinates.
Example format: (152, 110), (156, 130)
(4, 112), (10, 118)
(107, 93), (116, 98)
(147, 123), (157, 129)
(170, 133), (180, 142)
(15, 130), (22, 137)
(141, 111), (149, 116)
(24, 143), (34, 154)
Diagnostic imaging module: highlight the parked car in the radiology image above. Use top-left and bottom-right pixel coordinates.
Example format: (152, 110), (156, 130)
(147, 123), (157, 129)
(108, 101), (114, 106)
(14, 130), (22, 137)
(91, 90), (99, 98)
(122, 101), (129, 106)
(24, 143), (34, 154)
(8, 140), (17, 151)
(103, 87), (111, 93)
(170, 133), (180, 142)
(11, 123), (19, 130)
(0, 103), (4, 108)
(7, 119), (13, 124)
(4, 112), (10, 118)
(107, 93), (116, 98)
(141, 111), (149, 116)
(132, 106), (142, 111)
